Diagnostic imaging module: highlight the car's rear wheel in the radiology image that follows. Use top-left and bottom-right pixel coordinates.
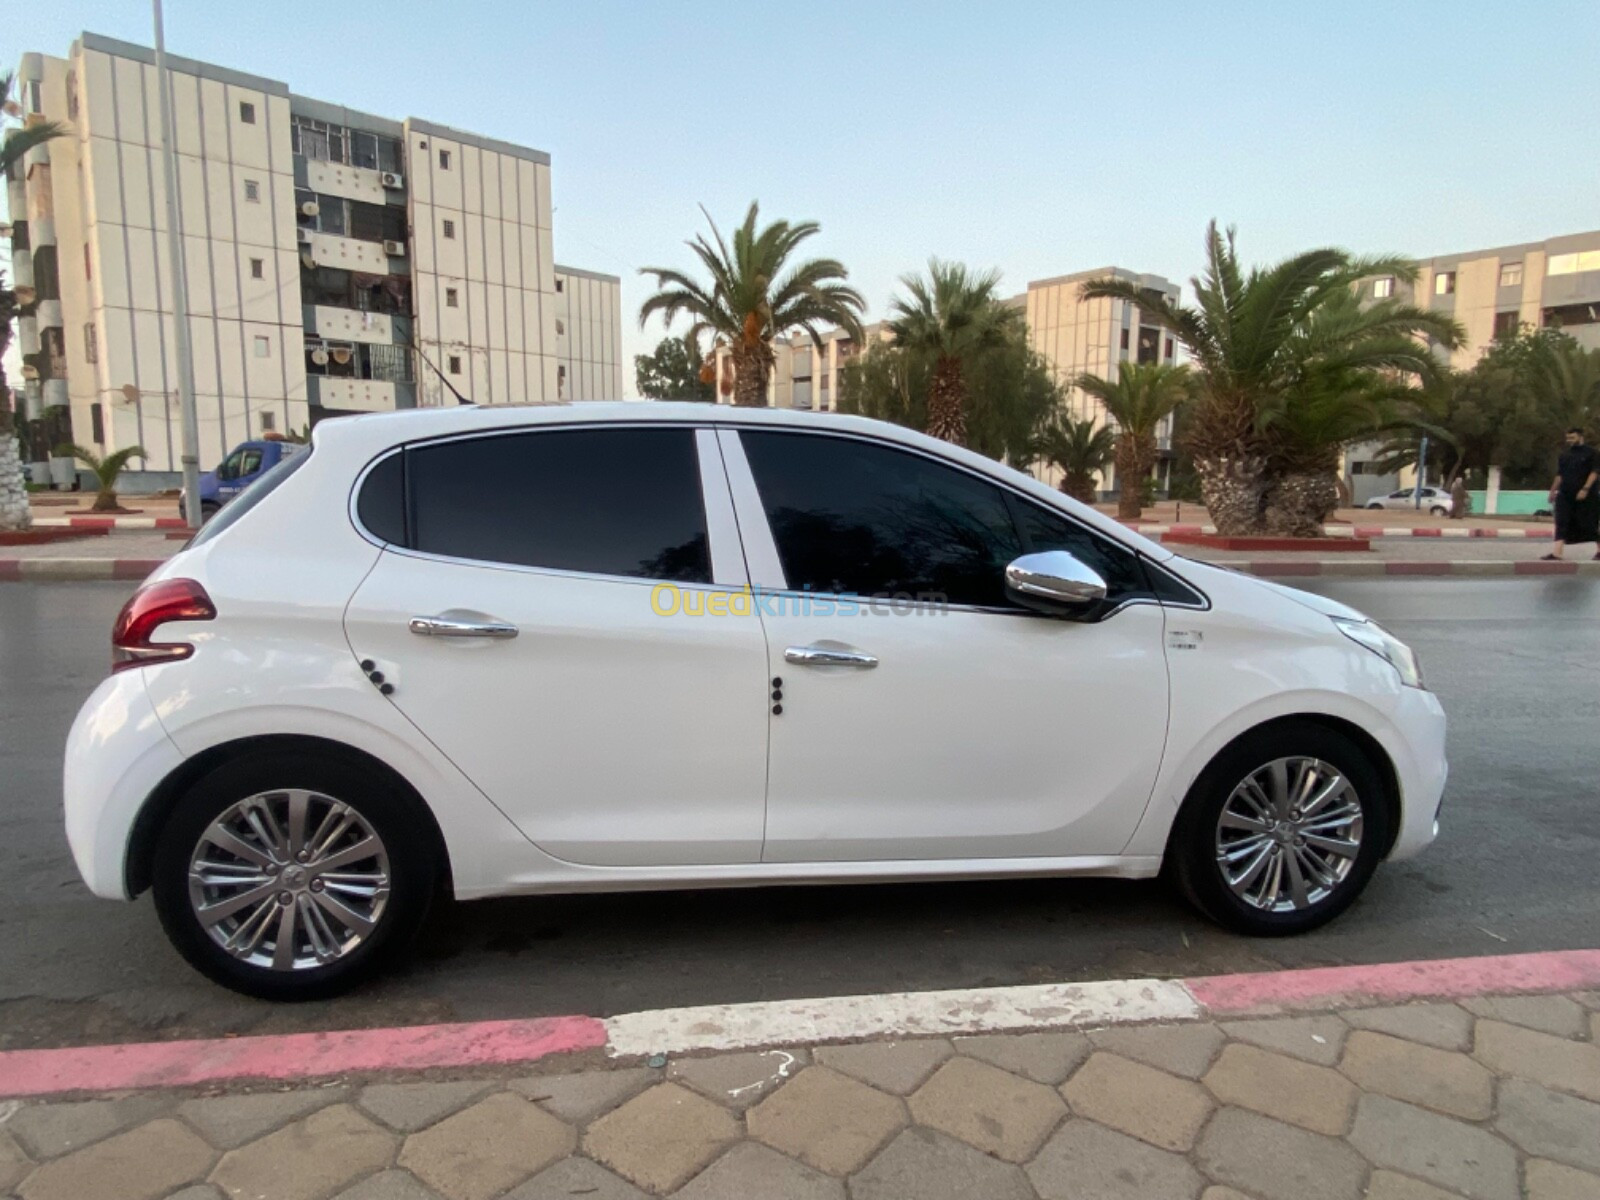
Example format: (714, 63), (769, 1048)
(1168, 722), (1391, 935)
(1430, 505), (1449, 516)
(152, 750), (436, 999)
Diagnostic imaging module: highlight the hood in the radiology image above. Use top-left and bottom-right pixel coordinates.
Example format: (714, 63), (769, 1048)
(1169, 556), (1370, 621)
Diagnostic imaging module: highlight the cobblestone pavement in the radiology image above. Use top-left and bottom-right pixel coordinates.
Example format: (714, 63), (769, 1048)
(3, 990), (1597, 1199)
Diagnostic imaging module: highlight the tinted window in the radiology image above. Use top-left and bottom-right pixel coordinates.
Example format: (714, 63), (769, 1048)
(1007, 498), (1154, 603)
(407, 428), (710, 582)
(741, 431), (1021, 607)
(356, 452), (405, 544)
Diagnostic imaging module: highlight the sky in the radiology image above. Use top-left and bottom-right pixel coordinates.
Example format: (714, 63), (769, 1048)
(11, 0), (1600, 396)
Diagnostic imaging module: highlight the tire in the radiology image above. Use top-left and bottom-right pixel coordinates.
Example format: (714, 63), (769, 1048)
(1365, 502), (1384, 510)
(1430, 506), (1449, 517)
(1167, 721), (1392, 936)
(152, 748), (438, 1000)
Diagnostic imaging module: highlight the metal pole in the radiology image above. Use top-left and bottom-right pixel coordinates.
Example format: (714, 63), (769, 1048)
(152, 0), (203, 529)
(1414, 434), (1429, 509)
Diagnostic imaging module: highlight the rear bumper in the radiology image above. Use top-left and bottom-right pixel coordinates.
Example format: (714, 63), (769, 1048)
(1386, 687), (1448, 861)
(63, 671), (186, 900)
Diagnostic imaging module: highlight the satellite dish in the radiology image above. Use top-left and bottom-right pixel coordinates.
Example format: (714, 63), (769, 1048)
(120, 384), (140, 404)
(311, 348), (330, 366)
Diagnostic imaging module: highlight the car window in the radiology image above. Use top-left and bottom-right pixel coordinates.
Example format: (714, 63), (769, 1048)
(1006, 496), (1155, 604)
(217, 450), (243, 481)
(237, 450), (263, 477)
(189, 445), (313, 548)
(740, 430), (1022, 607)
(406, 427), (710, 582)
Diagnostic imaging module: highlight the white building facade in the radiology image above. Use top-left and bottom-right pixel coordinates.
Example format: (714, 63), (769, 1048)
(553, 265), (623, 400)
(6, 34), (620, 479)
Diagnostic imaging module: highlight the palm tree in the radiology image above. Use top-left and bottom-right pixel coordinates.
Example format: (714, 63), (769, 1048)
(886, 260), (1023, 446)
(1074, 363), (1193, 520)
(63, 442), (147, 512)
(1032, 414), (1116, 504)
(1, 72), (69, 532)
(1082, 222), (1460, 535)
(639, 202), (864, 407)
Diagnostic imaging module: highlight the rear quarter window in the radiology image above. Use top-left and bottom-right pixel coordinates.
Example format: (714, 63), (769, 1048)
(189, 446), (313, 548)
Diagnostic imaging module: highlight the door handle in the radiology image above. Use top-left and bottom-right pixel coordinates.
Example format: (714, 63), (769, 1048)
(785, 644), (878, 668)
(408, 614), (519, 639)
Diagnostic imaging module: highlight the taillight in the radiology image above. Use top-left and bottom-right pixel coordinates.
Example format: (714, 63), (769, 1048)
(111, 578), (216, 672)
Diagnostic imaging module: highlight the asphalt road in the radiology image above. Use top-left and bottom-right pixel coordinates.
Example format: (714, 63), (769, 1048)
(2, 578), (1597, 1049)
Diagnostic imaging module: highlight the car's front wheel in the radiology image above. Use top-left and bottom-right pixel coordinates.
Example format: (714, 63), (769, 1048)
(1168, 722), (1391, 935)
(152, 750), (437, 999)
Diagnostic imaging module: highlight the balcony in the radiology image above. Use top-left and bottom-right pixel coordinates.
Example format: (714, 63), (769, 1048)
(302, 231), (390, 276)
(306, 376), (398, 414)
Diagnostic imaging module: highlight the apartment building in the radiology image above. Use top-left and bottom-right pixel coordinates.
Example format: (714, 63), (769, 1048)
(6, 34), (621, 479)
(552, 265), (623, 400)
(1344, 229), (1600, 501)
(707, 324), (887, 410)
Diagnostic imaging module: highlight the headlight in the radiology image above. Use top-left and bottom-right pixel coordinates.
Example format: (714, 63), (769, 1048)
(1332, 617), (1424, 689)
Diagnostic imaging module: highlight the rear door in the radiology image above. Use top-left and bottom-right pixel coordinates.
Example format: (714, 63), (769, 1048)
(344, 423), (770, 867)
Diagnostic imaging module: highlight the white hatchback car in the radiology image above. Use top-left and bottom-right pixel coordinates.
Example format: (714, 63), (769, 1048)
(1365, 486), (1451, 515)
(66, 404), (1447, 999)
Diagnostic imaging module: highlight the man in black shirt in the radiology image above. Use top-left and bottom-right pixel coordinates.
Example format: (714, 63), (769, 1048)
(1543, 427), (1600, 561)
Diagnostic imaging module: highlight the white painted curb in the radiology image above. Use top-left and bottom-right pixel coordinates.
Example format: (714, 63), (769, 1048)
(604, 978), (1200, 1057)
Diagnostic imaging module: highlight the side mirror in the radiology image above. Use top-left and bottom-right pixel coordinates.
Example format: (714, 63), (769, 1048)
(1005, 550), (1108, 619)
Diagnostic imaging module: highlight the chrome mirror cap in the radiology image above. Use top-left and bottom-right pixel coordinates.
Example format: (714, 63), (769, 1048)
(1005, 550), (1108, 618)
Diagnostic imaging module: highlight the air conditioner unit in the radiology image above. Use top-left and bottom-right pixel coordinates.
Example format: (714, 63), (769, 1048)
(296, 227), (313, 245)
(380, 171), (404, 189)
(383, 239), (406, 257)
(300, 200), (319, 217)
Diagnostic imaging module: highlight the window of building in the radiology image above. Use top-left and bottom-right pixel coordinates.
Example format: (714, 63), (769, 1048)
(555, 319), (565, 334)
(557, 365), (567, 398)
(1493, 311), (1520, 341)
(253, 335), (271, 358)
(260, 410), (275, 433)
(239, 101), (256, 124)
(555, 278), (564, 293)
(1546, 251), (1600, 277)
(405, 428), (710, 582)
(442, 218), (455, 239)
(1543, 303), (1600, 330)
(250, 257), (264, 279)
(1136, 327), (1160, 365)
(739, 431), (1022, 608)
(244, 179), (261, 203)
(438, 148), (451, 170)
(1164, 338), (1174, 360)
(1434, 271), (1456, 296)
(1372, 276), (1393, 299)
(84, 243), (92, 280)
(1119, 328), (1130, 351)
(90, 403), (105, 445)
(84, 323), (97, 363)
(1499, 263), (1523, 288)
(446, 287), (459, 307)
(448, 355), (462, 375)
(305, 339), (414, 382)
(66, 71), (79, 121)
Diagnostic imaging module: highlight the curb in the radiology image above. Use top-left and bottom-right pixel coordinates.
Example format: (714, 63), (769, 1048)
(0, 558), (166, 582)
(30, 515), (187, 530)
(1129, 523), (1552, 539)
(2, 948), (1597, 1099)
(4, 558), (1598, 583)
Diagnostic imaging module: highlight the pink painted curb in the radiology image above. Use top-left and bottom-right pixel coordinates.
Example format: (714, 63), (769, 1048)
(1187, 948), (1600, 1015)
(0, 1015), (607, 1099)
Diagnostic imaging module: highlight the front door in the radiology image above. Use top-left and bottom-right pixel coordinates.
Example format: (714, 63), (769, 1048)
(726, 428), (1171, 862)
(345, 424), (769, 867)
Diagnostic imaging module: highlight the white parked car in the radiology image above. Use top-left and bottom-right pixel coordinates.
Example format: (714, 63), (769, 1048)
(1365, 486), (1451, 515)
(66, 405), (1447, 999)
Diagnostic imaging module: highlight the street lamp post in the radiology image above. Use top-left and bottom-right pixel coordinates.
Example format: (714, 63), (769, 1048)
(151, 0), (203, 528)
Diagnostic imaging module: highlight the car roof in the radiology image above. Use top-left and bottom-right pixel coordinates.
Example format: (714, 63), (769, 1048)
(309, 401), (1174, 561)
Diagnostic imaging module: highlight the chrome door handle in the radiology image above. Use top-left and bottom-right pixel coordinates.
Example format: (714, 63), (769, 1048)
(785, 644), (878, 668)
(408, 614), (519, 639)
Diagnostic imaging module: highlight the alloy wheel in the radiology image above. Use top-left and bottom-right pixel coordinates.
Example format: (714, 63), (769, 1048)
(1214, 756), (1363, 913)
(187, 789), (391, 971)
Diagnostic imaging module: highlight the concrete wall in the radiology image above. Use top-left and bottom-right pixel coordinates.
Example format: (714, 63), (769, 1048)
(407, 121), (555, 406)
(553, 265), (623, 400)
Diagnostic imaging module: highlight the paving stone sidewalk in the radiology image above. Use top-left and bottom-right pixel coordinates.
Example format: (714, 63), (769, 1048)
(2, 990), (1598, 1200)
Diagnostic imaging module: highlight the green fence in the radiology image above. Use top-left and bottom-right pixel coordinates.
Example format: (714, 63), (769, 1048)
(1466, 490), (1551, 516)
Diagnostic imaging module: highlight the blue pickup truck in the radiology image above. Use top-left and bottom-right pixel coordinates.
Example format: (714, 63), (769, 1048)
(186, 439), (308, 522)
